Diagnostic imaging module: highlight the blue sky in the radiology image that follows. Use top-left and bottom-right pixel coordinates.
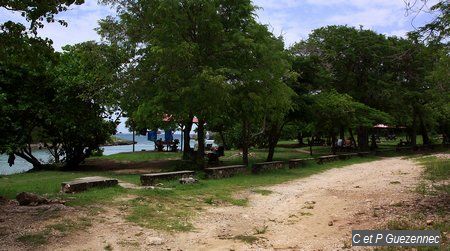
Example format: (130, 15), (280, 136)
(1, 0), (438, 50)
(0, 0), (438, 133)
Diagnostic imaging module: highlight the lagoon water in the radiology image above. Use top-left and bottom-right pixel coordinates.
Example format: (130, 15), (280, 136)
(0, 133), (197, 175)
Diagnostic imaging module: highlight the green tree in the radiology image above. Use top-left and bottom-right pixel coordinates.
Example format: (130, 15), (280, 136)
(99, 0), (267, 165)
(0, 21), (57, 169)
(295, 26), (395, 149)
(42, 42), (124, 168)
(1, 0), (84, 32)
(311, 90), (391, 152)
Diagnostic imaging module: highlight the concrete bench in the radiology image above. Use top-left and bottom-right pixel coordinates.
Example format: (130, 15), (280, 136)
(396, 146), (413, 152)
(140, 170), (195, 186)
(61, 176), (118, 193)
(316, 155), (339, 164)
(252, 161), (284, 174)
(205, 165), (247, 179)
(337, 153), (357, 160)
(357, 151), (371, 156)
(289, 158), (314, 169)
(375, 148), (394, 155)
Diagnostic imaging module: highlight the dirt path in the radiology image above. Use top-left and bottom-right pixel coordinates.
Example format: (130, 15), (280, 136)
(52, 157), (422, 250)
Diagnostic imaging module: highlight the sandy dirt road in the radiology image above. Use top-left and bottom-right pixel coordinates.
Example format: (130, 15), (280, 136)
(51, 157), (422, 251)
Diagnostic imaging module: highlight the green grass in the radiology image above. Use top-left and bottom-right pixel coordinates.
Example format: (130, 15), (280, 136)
(17, 230), (50, 246)
(415, 155), (450, 195)
(125, 194), (194, 232)
(47, 217), (92, 235)
(0, 171), (139, 205)
(93, 151), (182, 162)
(251, 189), (273, 195)
(233, 234), (259, 243)
(91, 145), (323, 165)
(418, 156), (450, 182)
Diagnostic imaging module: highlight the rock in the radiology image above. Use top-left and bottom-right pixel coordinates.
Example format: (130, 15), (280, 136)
(305, 200), (316, 205)
(16, 192), (49, 206)
(354, 185), (361, 188)
(146, 236), (164, 245)
(328, 221), (334, 226)
(426, 220), (433, 225)
(179, 177), (198, 184)
(0, 196), (9, 205)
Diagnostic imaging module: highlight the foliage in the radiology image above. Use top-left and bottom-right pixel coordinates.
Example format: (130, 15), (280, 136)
(0, 22), (122, 169)
(0, 21), (57, 167)
(406, 0), (449, 42)
(311, 90), (391, 135)
(46, 42), (124, 167)
(0, 0), (84, 33)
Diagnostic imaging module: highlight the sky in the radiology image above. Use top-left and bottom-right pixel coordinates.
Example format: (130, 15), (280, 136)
(0, 0), (439, 133)
(0, 0), (439, 49)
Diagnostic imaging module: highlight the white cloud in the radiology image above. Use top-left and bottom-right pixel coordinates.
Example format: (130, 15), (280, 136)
(325, 8), (398, 28)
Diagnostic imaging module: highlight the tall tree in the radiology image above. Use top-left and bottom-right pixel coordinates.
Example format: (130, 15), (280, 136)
(99, 0), (264, 165)
(294, 26), (394, 149)
(0, 21), (57, 169)
(1, 0), (84, 32)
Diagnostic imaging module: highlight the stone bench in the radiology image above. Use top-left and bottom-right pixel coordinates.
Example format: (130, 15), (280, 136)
(61, 176), (118, 193)
(396, 146), (413, 152)
(316, 155), (339, 164)
(357, 151), (371, 156)
(337, 153), (358, 160)
(252, 161), (284, 174)
(205, 165), (247, 179)
(140, 170), (195, 186)
(375, 148), (394, 155)
(289, 158), (314, 169)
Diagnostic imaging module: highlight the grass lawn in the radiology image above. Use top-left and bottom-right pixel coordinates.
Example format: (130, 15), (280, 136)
(91, 145), (328, 165)
(93, 151), (182, 162)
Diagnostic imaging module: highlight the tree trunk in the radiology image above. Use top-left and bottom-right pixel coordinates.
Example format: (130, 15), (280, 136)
(339, 127), (345, 139)
(15, 148), (43, 170)
(410, 115), (417, 146)
(266, 123), (284, 162)
(331, 131), (337, 155)
(219, 130), (228, 150)
(182, 118), (194, 160)
(196, 119), (206, 168)
(357, 126), (369, 150)
(418, 114), (430, 145)
(242, 120), (249, 166)
(349, 128), (357, 148)
(370, 133), (378, 150)
(297, 131), (304, 146)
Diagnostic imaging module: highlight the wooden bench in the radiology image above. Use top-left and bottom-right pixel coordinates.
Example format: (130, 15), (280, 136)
(61, 176), (118, 193)
(205, 165), (247, 179)
(140, 170), (195, 186)
(316, 155), (339, 164)
(357, 151), (371, 157)
(252, 161), (284, 174)
(289, 158), (314, 169)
